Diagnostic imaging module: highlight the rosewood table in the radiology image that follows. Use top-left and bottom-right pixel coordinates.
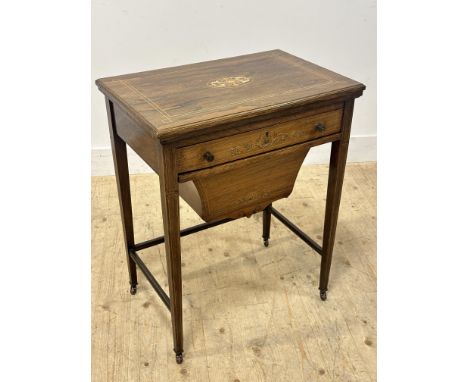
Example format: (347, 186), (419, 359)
(96, 50), (365, 364)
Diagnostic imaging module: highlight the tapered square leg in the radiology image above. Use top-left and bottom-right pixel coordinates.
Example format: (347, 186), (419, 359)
(105, 98), (138, 294)
(158, 144), (184, 363)
(319, 100), (354, 300)
(262, 204), (272, 247)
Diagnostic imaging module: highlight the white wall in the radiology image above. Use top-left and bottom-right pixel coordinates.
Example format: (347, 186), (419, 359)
(92, 0), (376, 175)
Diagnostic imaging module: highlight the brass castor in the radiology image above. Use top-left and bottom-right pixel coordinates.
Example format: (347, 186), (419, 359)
(319, 290), (327, 301)
(130, 284), (138, 295)
(263, 239), (269, 247)
(175, 352), (184, 364)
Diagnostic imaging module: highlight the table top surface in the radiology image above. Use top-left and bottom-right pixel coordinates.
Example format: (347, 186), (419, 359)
(96, 50), (365, 141)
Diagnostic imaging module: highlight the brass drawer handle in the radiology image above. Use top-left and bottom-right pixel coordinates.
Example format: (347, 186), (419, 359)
(203, 151), (215, 162)
(315, 122), (326, 132)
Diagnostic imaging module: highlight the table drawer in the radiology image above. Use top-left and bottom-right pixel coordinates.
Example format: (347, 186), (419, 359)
(178, 142), (312, 222)
(176, 107), (343, 173)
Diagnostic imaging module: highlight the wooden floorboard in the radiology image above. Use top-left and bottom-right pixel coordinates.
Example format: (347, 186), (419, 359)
(92, 163), (376, 382)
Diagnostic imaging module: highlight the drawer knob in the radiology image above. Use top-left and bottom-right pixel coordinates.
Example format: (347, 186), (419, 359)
(315, 122), (326, 132)
(203, 151), (215, 162)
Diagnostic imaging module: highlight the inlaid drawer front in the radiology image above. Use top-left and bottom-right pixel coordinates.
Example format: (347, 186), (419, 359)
(176, 107), (343, 173)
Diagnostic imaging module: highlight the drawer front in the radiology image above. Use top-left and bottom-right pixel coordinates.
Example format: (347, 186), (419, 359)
(178, 142), (312, 222)
(176, 107), (343, 173)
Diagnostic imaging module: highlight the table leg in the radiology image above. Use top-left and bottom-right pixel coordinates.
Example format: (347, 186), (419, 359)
(319, 100), (354, 301)
(262, 204), (272, 247)
(105, 98), (138, 294)
(159, 144), (184, 364)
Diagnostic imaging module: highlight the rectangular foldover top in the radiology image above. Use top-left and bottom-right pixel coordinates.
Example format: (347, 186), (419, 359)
(96, 50), (365, 142)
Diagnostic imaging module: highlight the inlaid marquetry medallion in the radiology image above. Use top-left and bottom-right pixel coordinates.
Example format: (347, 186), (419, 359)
(208, 76), (251, 88)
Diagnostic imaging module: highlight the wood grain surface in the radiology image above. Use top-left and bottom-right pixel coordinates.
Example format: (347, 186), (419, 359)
(96, 50), (364, 142)
(179, 141), (311, 222)
(92, 163), (376, 382)
(176, 106), (343, 173)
